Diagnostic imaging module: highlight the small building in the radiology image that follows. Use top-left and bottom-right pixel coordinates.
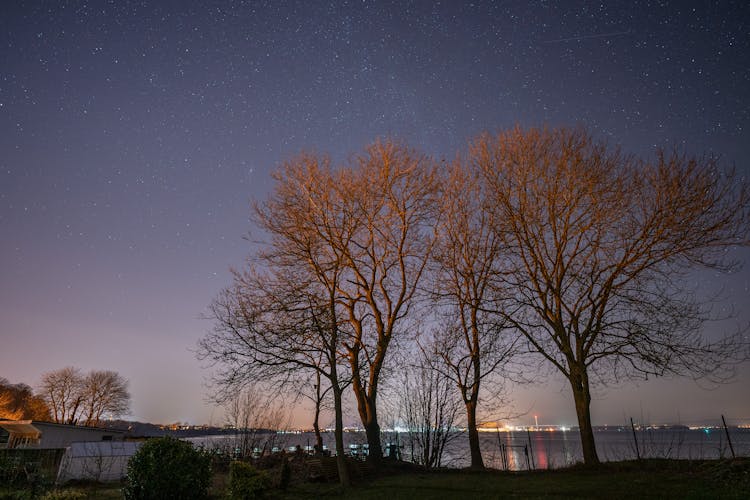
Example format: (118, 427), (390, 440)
(32, 421), (126, 449)
(0, 420), (126, 449)
(0, 420), (41, 448)
(1, 420), (135, 482)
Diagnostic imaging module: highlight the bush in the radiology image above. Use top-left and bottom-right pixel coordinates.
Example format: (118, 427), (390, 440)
(227, 461), (271, 499)
(123, 437), (211, 500)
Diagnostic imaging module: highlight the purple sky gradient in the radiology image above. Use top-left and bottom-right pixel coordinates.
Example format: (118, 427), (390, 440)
(1, 1), (748, 427)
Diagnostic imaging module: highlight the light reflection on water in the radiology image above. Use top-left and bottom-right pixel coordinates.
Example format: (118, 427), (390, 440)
(187, 428), (750, 470)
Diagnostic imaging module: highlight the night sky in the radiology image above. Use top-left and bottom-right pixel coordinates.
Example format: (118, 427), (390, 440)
(2, 1), (749, 427)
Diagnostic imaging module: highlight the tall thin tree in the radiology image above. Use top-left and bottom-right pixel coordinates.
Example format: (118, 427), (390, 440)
(329, 141), (439, 464)
(430, 159), (519, 469)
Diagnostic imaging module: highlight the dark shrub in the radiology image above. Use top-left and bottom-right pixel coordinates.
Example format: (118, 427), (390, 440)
(278, 456), (291, 491)
(0, 451), (55, 497)
(123, 437), (211, 500)
(0, 453), (21, 485)
(227, 461), (271, 499)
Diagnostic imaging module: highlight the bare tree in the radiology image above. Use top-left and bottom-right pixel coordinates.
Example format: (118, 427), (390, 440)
(297, 366), (332, 454)
(429, 159), (520, 469)
(476, 126), (750, 465)
(330, 141), (438, 465)
(223, 386), (291, 457)
(247, 140), (438, 467)
(79, 371), (131, 426)
(40, 367), (84, 424)
(39, 368), (130, 426)
(399, 351), (462, 469)
(200, 226), (353, 485)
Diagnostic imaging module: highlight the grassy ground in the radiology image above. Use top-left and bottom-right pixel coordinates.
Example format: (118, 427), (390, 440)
(279, 459), (750, 500)
(2, 458), (747, 499)
(0, 481), (122, 500)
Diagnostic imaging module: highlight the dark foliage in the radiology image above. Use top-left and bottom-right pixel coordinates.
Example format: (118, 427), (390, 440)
(123, 437), (211, 500)
(227, 461), (271, 499)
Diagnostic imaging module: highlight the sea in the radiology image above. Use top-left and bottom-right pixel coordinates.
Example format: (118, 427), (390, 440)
(186, 427), (750, 470)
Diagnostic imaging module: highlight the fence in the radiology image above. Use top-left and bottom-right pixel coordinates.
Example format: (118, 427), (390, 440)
(0, 448), (66, 484)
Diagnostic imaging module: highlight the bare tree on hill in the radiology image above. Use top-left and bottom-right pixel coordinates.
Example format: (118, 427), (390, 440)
(39, 367), (130, 426)
(79, 370), (131, 427)
(40, 367), (85, 424)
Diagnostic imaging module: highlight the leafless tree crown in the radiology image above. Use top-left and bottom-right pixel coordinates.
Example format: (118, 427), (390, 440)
(39, 367), (130, 426)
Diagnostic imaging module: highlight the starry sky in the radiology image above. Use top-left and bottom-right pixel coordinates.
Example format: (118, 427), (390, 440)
(1, 1), (749, 427)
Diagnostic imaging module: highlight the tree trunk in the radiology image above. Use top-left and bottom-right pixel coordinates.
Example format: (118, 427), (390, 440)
(313, 372), (324, 453)
(569, 368), (600, 465)
(312, 407), (323, 453)
(363, 412), (383, 466)
(465, 399), (485, 469)
(332, 383), (350, 486)
(351, 368), (383, 467)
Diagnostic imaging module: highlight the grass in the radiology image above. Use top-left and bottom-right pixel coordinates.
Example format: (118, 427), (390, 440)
(279, 458), (750, 499)
(0, 480), (122, 500)
(2, 458), (747, 499)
